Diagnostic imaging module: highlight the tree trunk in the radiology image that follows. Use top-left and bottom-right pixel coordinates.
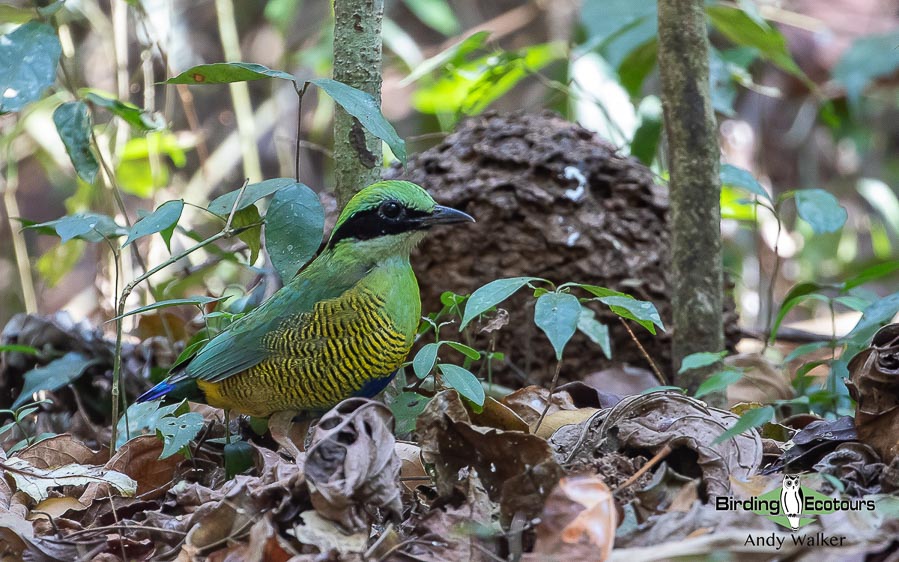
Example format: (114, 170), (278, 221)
(332, 0), (384, 206)
(657, 0), (725, 401)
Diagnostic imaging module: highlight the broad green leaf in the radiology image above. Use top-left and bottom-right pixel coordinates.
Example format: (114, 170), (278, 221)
(112, 296), (231, 322)
(833, 31), (899, 110)
(224, 440), (255, 479)
(579, 0), (658, 70)
(156, 412), (205, 458)
(845, 292), (899, 345)
(13, 352), (96, 408)
(53, 102), (99, 184)
(843, 261), (899, 291)
(630, 95), (662, 165)
(712, 405), (773, 445)
(694, 367), (743, 398)
(231, 205), (262, 264)
(26, 213), (126, 244)
(115, 400), (188, 449)
(597, 295), (665, 334)
(460, 277), (541, 330)
(577, 307), (611, 359)
(413, 343), (440, 379)
(834, 295), (870, 312)
(390, 392), (430, 434)
(84, 92), (164, 131)
(770, 282), (830, 340)
(575, 284), (631, 299)
(36, 240), (85, 286)
(264, 183), (325, 283)
(784, 341), (832, 364)
(0, 21), (61, 113)
(401, 31), (490, 85)
(445, 342), (480, 361)
(207, 177), (296, 216)
(678, 351), (727, 374)
(706, 5), (802, 77)
(438, 364), (484, 407)
(720, 164), (771, 202)
(0, 344), (39, 355)
(618, 39), (658, 97)
(0, 4), (34, 23)
(401, 0), (459, 36)
(166, 62), (295, 84)
(116, 132), (187, 197)
(311, 78), (406, 163)
(123, 199), (183, 248)
(794, 189), (847, 234)
(534, 292), (581, 360)
(2, 457), (136, 502)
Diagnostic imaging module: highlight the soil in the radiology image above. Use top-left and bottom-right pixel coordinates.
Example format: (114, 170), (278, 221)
(386, 111), (739, 386)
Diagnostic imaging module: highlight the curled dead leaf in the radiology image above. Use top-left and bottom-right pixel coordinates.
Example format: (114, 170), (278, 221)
(724, 354), (793, 406)
(14, 434), (107, 468)
(531, 408), (599, 440)
(80, 435), (181, 504)
(418, 390), (563, 522)
(847, 323), (899, 462)
(526, 476), (616, 561)
(395, 441), (428, 493)
(305, 398), (402, 532)
(501, 385), (577, 424)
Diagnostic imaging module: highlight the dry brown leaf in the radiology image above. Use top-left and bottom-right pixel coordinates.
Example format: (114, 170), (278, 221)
(418, 390), (563, 522)
(27, 496), (86, 520)
(14, 434), (107, 468)
(469, 397), (529, 432)
(289, 510), (368, 556)
(501, 385), (577, 424)
(527, 476), (616, 561)
(395, 441), (428, 492)
(530, 408), (599, 440)
(582, 365), (658, 397)
(847, 323), (899, 462)
(724, 354), (793, 406)
(305, 398), (402, 532)
(80, 435), (181, 504)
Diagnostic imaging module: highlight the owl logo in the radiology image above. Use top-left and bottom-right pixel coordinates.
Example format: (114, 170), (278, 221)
(780, 474), (804, 531)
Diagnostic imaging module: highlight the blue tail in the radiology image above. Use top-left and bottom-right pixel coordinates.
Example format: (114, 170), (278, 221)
(136, 381), (176, 402)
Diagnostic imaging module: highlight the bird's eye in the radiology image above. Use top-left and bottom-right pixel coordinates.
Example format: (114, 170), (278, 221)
(380, 201), (402, 219)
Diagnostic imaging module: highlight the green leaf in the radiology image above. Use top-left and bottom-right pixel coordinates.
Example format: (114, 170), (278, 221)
(115, 132), (187, 197)
(794, 189), (847, 234)
(165, 62), (295, 84)
(694, 367), (743, 398)
(770, 282), (830, 340)
(618, 39), (658, 97)
(224, 440), (255, 479)
(401, 0), (459, 36)
(597, 295), (665, 334)
(579, 0), (658, 70)
(13, 352), (96, 408)
(577, 307), (611, 359)
(231, 205), (262, 264)
(390, 392), (430, 434)
(460, 277), (541, 330)
(112, 296), (230, 322)
(156, 412), (205, 459)
(264, 183), (325, 283)
(0, 21), (61, 113)
(123, 200), (183, 248)
(27, 213), (126, 243)
(843, 261), (899, 291)
(845, 292), (899, 345)
(706, 5), (802, 77)
(712, 405), (774, 445)
(413, 343), (439, 379)
(445, 342), (480, 361)
(784, 341), (832, 363)
(207, 177), (297, 216)
(0, 344), (39, 355)
(53, 102), (99, 184)
(720, 164), (771, 202)
(630, 95), (662, 165)
(401, 31), (490, 85)
(310, 78), (406, 163)
(84, 92), (164, 131)
(438, 364), (484, 407)
(833, 31), (899, 110)
(678, 351), (727, 374)
(534, 292), (581, 360)
(115, 400), (187, 449)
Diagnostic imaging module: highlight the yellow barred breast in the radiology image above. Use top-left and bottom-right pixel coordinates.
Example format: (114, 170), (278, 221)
(196, 288), (411, 417)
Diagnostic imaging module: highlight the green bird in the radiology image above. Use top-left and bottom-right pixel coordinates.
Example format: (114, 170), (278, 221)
(137, 180), (473, 423)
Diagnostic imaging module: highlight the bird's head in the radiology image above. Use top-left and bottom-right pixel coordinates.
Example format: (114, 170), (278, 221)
(327, 180), (474, 261)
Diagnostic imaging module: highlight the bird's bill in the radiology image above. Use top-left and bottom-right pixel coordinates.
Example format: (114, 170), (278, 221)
(421, 205), (475, 226)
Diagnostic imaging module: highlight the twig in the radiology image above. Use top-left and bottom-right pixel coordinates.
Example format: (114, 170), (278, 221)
(533, 359), (563, 435)
(763, 209), (784, 350)
(613, 444), (673, 493)
(1, 136), (37, 313)
(294, 81), (310, 182)
(224, 179), (250, 231)
(619, 318), (667, 386)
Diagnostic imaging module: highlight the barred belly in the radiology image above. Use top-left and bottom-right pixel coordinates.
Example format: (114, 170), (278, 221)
(197, 289), (410, 417)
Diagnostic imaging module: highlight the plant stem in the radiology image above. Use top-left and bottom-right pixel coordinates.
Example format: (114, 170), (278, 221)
(294, 81), (309, 183)
(1, 137), (37, 313)
(533, 359), (563, 435)
(619, 317), (667, 386)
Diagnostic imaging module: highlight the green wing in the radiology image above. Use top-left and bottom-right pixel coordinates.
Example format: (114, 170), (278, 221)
(177, 273), (357, 384)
